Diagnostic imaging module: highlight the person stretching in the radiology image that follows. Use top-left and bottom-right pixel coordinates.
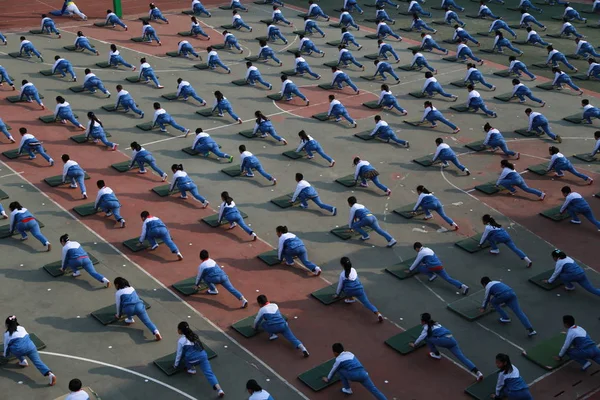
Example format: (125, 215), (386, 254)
(138, 211), (183, 260)
(407, 242), (469, 294)
(60, 233), (110, 286)
(194, 250), (248, 307)
(555, 315), (600, 371)
(348, 196), (397, 247)
(95, 180), (125, 228)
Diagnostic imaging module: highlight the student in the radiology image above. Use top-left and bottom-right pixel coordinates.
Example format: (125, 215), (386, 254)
(83, 69), (110, 97)
(170, 164), (209, 207)
(582, 100), (600, 123)
(592, 131), (600, 156)
(61, 154), (87, 199)
(280, 75), (309, 104)
(344, 0), (364, 14)
(138, 58), (163, 87)
(422, 72), (456, 99)
(192, 128), (233, 161)
(307, 0), (330, 20)
(493, 31), (522, 55)
(406, 243), (469, 293)
(341, 28), (362, 49)
(519, 0), (542, 12)
(491, 17), (517, 38)
(246, 379), (273, 400)
(465, 63), (495, 89)
(213, 91), (243, 123)
(114, 276), (162, 340)
(420, 33), (447, 54)
(174, 322), (225, 397)
(148, 2), (169, 23)
(560, 186), (600, 228)
(253, 294), (310, 356)
(60, 234), (110, 286)
(373, 60), (399, 82)
(496, 159), (544, 200)
(0, 117), (14, 143)
(294, 53), (321, 79)
(370, 115), (408, 146)
(348, 196), (397, 247)
(290, 173), (336, 214)
(552, 67), (583, 94)
(520, 11), (545, 30)
(9, 201), (51, 250)
(408, 0), (431, 17)
(108, 44), (136, 70)
(272, 6), (292, 26)
(276, 225), (321, 275)
(525, 26), (549, 47)
(509, 56), (536, 80)
(546, 45), (577, 72)
(177, 40), (200, 58)
(331, 66), (357, 93)
(298, 35), (324, 56)
(560, 19), (583, 39)
(483, 123), (519, 158)
(19, 37), (43, 62)
(106, 9), (128, 30)
(266, 23), (287, 44)
(339, 45), (364, 70)
(376, 20), (401, 40)
(466, 84), (497, 117)
(322, 342), (386, 399)
(115, 85), (144, 117)
(152, 102), (190, 135)
(176, 78), (206, 105)
(456, 40), (483, 64)
(18, 128), (53, 165)
(130, 141), (168, 180)
(295, 130), (335, 166)
(412, 15), (436, 33)
(588, 58), (600, 80)
(446, 9), (465, 26)
(545, 249), (600, 293)
(409, 313), (483, 381)
(340, 9), (359, 30)
(376, 39), (399, 62)
(65, 378), (89, 400)
(74, 31), (99, 55)
(303, 18), (325, 38)
(239, 144), (276, 184)
(327, 95), (357, 127)
(0, 64), (15, 91)
(232, 10), (252, 31)
(413, 185), (458, 229)
(555, 315), (600, 371)
(139, 211), (183, 260)
(334, 257), (383, 321)
(207, 47), (231, 72)
(40, 14), (61, 37)
(194, 250), (248, 307)
(575, 38), (600, 59)
(95, 180), (125, 228)
(479, 276), (536, 336)
(62, 0), (87, 20)
(53, 97), (84, 129)
(84, 112), (116, 150)
(511, 79), (544, 105)
(421, 101), (460, 133)
(192, 0), (211, 16)
(376, 5), (396, 24)
(525, 108), (561, 142)
(224, 30), (242, 52)
(218, 191), (257, 240)
(478, 1), (499, 18)
(3, 316), (56, 386)
(547, 147), (592, 183)
(190, 16), (209, 39)
(479, 214), (533, 267)
(52, 55), (77, 81)
(377, 86), (407, 115)
(353, 156), (392, 195)
(245, 62), (271, 89)
(491, 354), (533, 400)
(141, 21), (162, 45)
(432, 138), (471, 175)
(253, 111), (287, 144)
(230, 0), (248, 11)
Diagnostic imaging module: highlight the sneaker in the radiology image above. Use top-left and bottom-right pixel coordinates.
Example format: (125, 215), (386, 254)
(476, 371), (484, 382)
(385, 189), (392, 196)
(70, 183), (78, 188)
(489, 249), (500, 254)
(528, 329), (537, 337)
(241, 299), (248, 308)
(162, 173), (168, 181)
(176, 252), (184, 261)
(202, 200), (209, 209)
(429, 352), (442, 360)
(251, 232), (257, 241)
(124, 317), (135, 324)
(588, 178), (594, 185)
(344, 298), (357, 304)
(556, 135), (562, 143)
(331, 207), (337, 216)
(18, 359), (29, 367)
(464, 168), (471, 176)
(540, 192), (546, 201)
(499, 318), (511, 323)
(583, 361), (592, 371)
(428, 274), (437, 282)
(461, 284), (469, 295)
(217, 389), (225, 398)
(360, 235), (371, 241)
(82, 192), (88, 199)
(330, 160), (335, 167)
(150, 244), (159, 250)
(272, 178), (277, 185)
(72, 271), (81, 277)
(377, 313), (384, 322)
(48, 372), (56, 386)
(269, 334), (279, 341)
(341, 388), (354, 394)
(387, 239), (397, 248)
(187, 368), (197, 375)
(112, 144), (118, 151)
(570, 219), (582, 224)
(154, 331), (163, 341)
(120, 219), (126, 228)
(184, 129), (190, 137)
(313, 266), (322, 276)
(207, 289), (219, 295)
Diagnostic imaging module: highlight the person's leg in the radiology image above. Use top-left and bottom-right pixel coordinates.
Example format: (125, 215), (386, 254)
(562, 78), (581, 91)
(437, 115), (458, 130)
(149, 73), (161, 87)
(25, 348), (51, 376)
(503, 239), (527, 259)
(296, 246), (318, 271)
(188, 186), (207, 203)
(159, 231), (179, 253)
(166, 117), (186, 133)
(81, 258), (106, 283)
(349, 56), (363, 68)
(111, 206), (123, 222)
(539, 123), (557, 140)
(0, 123), (12, 140)
(134, 302), (159, 334)
(369, 217), (394, 242)
(505, 295), (533, 329)
(436, 269), (464, 289)
(27, 222), (48, 246)
(310, 196), (334, 212)
(479, 77), (494, 89)
(197, 351), (219, 387)
(352, 219), (371, 239)
(231, 214), (254, 235)
(490, 297), (512, 320)
(35, 146), (52, 162)
(446, 154), (466, 171)
(388, 132), (407, 145)
(567, 348), (591, 367)
(253, 163), (273, 181)
(340, 110), (355, 125)
(447, 341), (477, 370)
(354, 291), (378, 312)
(98, 135), (115, 148)
(370, 176), (389, 192)
(563, 165), (590, 181)
(358, 373), (387, 400)
(434, 205), (455, 225)
(75, 172), (86, 195)
(580, 209), (600, 229)
(291, 88), (307, 101)
(219, 277), (244, 300)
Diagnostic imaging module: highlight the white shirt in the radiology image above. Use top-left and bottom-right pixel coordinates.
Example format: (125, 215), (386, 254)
(296, 135), (314, 152)
(142, 24), (152, 35)
(41, 17), (52, 28)
(152, 108), (167, 124)
(452, 27), (464, 41)
(553, 71), (566, 85)
(239, 150), (252, 165)
(74, 35), (87, 45)
(420, 34), (432, 47)
(51, 58), (65, 74)
(576, 40), (588, 53)
(348, 203), (366, 226)
(106, 12), (117, 23)
(559, 325), (589, 357)
(170, 170), (189, 191)
(95, 186), (114, 208)
(409, 247), (437, 271)
(327, 99), (341, 116)
(291, 179), (311, 202)
(85, 120), (101, 137)
(299, 37), (309, 51)
(178, 41), (190, 52)
(62, 159), (79, 181)
(592, 138), (600, 155)
(65, 391), (90, 400)
(564, 6), (574, 16)
(370, 120), (389, 136)
(526, 30), (537, 41)
(421, 106), (437, 122)
(61, 240), (82, 265)
(140, 216), (161, 242)
(233, 14), (242, 22)
(414, 323), (443, 344)
(54, 101), (71, 119)
(327, 351), (355, 380)
(115, 286), (135, 315)
(272, 9), (282, 18)
(547, 49), (559, 64)
(338, 48), (349, 63)
(481, 280), (501, 307)
(413, 192), (433, 210)
(249, 390), (272, 400)
(20, 82), (34, 95)
(192, 131), (210, 149)
(18, 133), (36, 153)
(432, 143), (450, 160)
(520, 13), (532, 25)
(108, 49), (120, 63)
(527, 111), (541, 131)
(218, 200), (237, 222)
(479, 4), (489, 13)
(277, 232), (296, 259)
(496, 365), (522, 396)
(308, 4), (317, 13)
(548, 152), (566, 170)
(408, 1), (419, 11)
(280, 79), (292, 94)
(294, 56), (306, 68)
(83, 72), (96, 84)
(336, 268), (357, 295)
(509, 60), (519, 72)
(253, 303), (279, 329)
(4, 326), (29, 357)
(464, 67), (478, 82)
(588, 62), (600, 76)
(174, 335), (196, 367)
(467, 89), (481, 102)
(177, 80), (191, 96)
(496, 167), (515, 185)
(331, 70), (344, 85)
(223, 32), (234, 42)
(9, 207), (29, 231)
(196, 258), (219, 284)
(115, 89), (130, 107)
(353, 160), (370, 180)
(560, 192), (583, 214)
(245, 65), (258, 80)
(457, 43), (468, 54)
(511, 83), (525, 96)
(422, 76), (437, 92)
(483, 128), (501, 145)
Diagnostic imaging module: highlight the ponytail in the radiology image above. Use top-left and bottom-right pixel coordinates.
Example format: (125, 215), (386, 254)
(87, 112), (103, 128)
(255, 111), (268, 123)
(113, 277), (131, 290)
(5, 315), (19, 335)
(495, 353), (513, 374)
(416, 185), (430, 194)
(246, 379), (263, 392)
(500, 159), (515, 170)
(177, 321), (204, 350)
(340, 257), (352, 279)
(421, 313), (435, 337)
(298, 130), (309, 141)
(551, 249), (567, 259)
(482, 214), (501, 228)
(171, 164), (184, 172)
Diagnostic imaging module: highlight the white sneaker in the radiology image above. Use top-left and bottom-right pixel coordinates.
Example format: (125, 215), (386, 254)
(476, 371), (483, 382)
(162, 173), (168, 181)
(341, 388), (353, 394)
(120, 219), (126, 228)
(72, 270), (81, 277)
(489, 249), (500, 254)
(207, 289), (219, 295)
(18, 359), (29, 367)
(125, 317), (135, 324)
(461, 284), (469, 295)
(70, 183), (78, 188)
(429, 352), (442, 360)
(313, 266), (322, 276)
(387, 239), (397, 248)
(428, 274), (437, 282)
(187, 367), (197, 374)
(48, 372), (56, 386)
(344, 298), (357, 303)
(583, 361), (592, 371)
(217, 389), (225, 397)
(269, 334), (279, 340)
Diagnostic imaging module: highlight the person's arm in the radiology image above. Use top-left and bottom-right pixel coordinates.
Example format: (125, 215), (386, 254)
(53, 103), (61, 119)
(152, 111), (159, 125)
(195, 264), (205, 286)
(527, 114), (534, 131)
(253, 308), (266, 329)
(84, 121), (91, 138)
(296, 140), (307, 153)
(587, 63), (594, 77)
(552, 73), (559, 86)
(377, 91), (385, 105)
(558, 330), (575, 357)
(420, 108), (429, 123)
(174, 339), (184, 367)
(335, 273), (345, 295)
(413, 193), (425, 211)
(290, 184), (303, 202)
(483, 130), (493, 145)
(61, 244), (68, 270)
(452, 30), (458, 41)
(169, 175), (177, 192)
(591, 140), (600, 156)
(495, 373), (507, 397)
(479, 226), (491, 244)
(277, 236), (285, 260)
(327, 101), (335, 117)
(481, 284), (493, 309)
(511, 84), (520, 97)
(212, 98), (219, 112)
(253, 122), (260, 135)
(62, 163), (69, 183)
(489, 21), (495, 33)
(547, 155), (558, 172)
(369, 123), (380, 137)
(245, 67), (251, 80)
(138, 65), (143, 79)
(326, 358), (342, 381)
(464, 69), (473, 82)
(576, 41), (584, 54)
(409, 251), (426, 271)
(8, 212), (15, 233)
(413, 325), (428, 345)
(176, 84), (183, 97)
(493, 36), (499, 48)
(348, 207), (356, 227)
(3, 334), (8, 358)
(139, 220), (148, 243)
(546, 52), (554, 64)
(410, 54), (418, 68)
(560, 196), (573, 214)
(115, 291), (121, 317)
(432, 146), (442, 162)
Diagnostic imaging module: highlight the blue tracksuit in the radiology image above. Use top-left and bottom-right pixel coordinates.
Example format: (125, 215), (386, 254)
(140, 216), (179, 253)
(482, 281), (533, 329)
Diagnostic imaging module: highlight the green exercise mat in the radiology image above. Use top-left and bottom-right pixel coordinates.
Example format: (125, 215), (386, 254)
(514, 129), (541, 137)
(335, 174), (356, 187)
(271, 193), (299, 209)
(42, 254), (98, 278)
(231, 79), (248, 86)
(532, 62), (550, 68)
(572, 74), (590, 81)
(323, 61), (339, 68)
(326, 40), (342, 47)
(360, 75), (378, 81)
(172, 276), (208, 296)
(73, 202), (97, 217)
(298, 358), (340, 391)
(563, 114), (583, 124)
(111, 161), (132, 173)
(365, 34), (379, 39)
(39, 115), (57, 123)
(130, 37), (146, 42)
(364, 53), (380, 60)
(94, 21), (108, 27)
(0, 188), (8, 200)
(522, 333), (568, 370)
(536, 82), (555, 90)
(220, 24), (235, 29)
(125, 76), (140, 83)
(257, 249), (279, 266)
(281, 69), (297, 76)
(182, 147), (200, 156)
(443, 56), (458, 62)
(447, 291), (494, 322)
(201, 211), (248, 228)
(329, 23), (343, 28)
(528, 269), (561, 290)
(526, 163), (547, 175)
(398, 64), (418, 71)
(221, 165), (242, 177)
(330, 225), (371, 240)
(0, 221), (44, 239)
(70, 132), (111, 144)
(8, 52), (25, 58)
(29, 29), (45, 34)
(450, 80), (467, 88)
(197, 109), (216, 117)
(161, 92), (179, 100)
(44, 173), (90, 187)
(254, 36), (269, 42)
(493, 70), (512, 78)
(39, 69), (56, 76)
(479, 48), (495, 54)
(455, 233), (489, 253)
(412, 155), (434, 167)
(151, 184), (179, 197)
(573, 153), (597, 162)
(238, 129), (256, 139)
(464, 372), (500, 399)
(267, 93), (283, 101)
(385, 325), (426, 355)
(166, 51), (180, 57)
(154, 345), (216, 376)
(354, 132), (373, 141)
(311, 284), (344, 305)
(317, 83), (334, 90)
(474, 181), (500, 195)
(232, 314), (261, 338)
(136, 122), (155, 131)
(282, 150), (303, 160)
(292, 30), (307, 35)
(194, 63), (209, 70)
(408, 91), (427, 99)
(91, 300), (150, 325)
(465, 140), (486, 151)
(443, 39), (458, 44)
(362, 100), (381, 109)
(64, 44), (95, 51)
(177, 31), (193, 37)
(101, 104), (120, 112)
(260, 19), (273, 24)
(122, 237), (163, 252)
(539, 206), (569, 222)
(465, 14), (481, 18)
(0, 334), (45, 364)
(138, 16), (151, 22)
(385, 258), (418, 280)
(95, 61), (111, 68)
(476, 32), (490, 37)
(7, 94), (43, 103)
(494, 93), (513, 102)
(392, 203), (421, 219)
(312, 113), (330, 121)
(2, 149), (22, 159)
(450, 105), (471, 112)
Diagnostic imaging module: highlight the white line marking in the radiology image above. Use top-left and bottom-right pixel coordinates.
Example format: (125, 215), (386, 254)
(0, 171), (24, 179)
(475, 322), (525, 352)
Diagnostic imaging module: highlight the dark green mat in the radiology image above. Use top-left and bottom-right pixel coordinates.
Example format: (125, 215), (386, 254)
(514, 128), (542, 137)
(450, 80), (467, 88)
(178, 31), (192, 37)
(450, 105), (471, 112)
(151, 184), (179, 197)
(326, 40), (342, 46)
(532, 62), (550, 68)
(91, 300), (150, 325)
(136, 122), (155, 131)
(95, 61), (111, 68)
(7, 94), (44, 103)
(267, 93), (284, 101)
(354, 132), (373, 140)
(398, 64), (418, 71)
(407, 45), (421, 52)
(443, 56), (459, 62)
(464, 371), (500, 399)
(193, 63), (209, 70)
(563, 114), (583, 124)
(573, 153), (597, 162)
(197, 109), (216, 117)
(493, 69), (512, 77)
(125, 76), (140, 83)
(408, 91), (427, 99)
(536, 82), (555, 90)
(522, 333), (569, 370)
(412, 155), (434, 167)
(528, 269), (562, 290)
(73, 202), (97, 217)
(317, 83), (334, 90)
(465, 140), (486, 151)
(111, 161), (132, 173)
(479, 48), (495, 54)
(566, 54), (582, 60)
(130, 37), (146, 42)
(298, 359), (340, 391)
(335, 174), (356, 187)
(539, 206), (569, 222)
(123, 237), (164, 252)
(232, 79), (248, 86)
(392, 203), (421, 219)
(29, 29), (45, 34)
(254, 36), (269, 42)
(362, 100), (381, 109)
(474, 181), (500, 195)
(42, 254), (98, 278)
(39, 115), (57, 123)
(365, 34), (379, 39)
(238, 129), (255, 139)
(0, 221), (43, 239)
(360, 75), (378, 81)
(94, 21), (108, 27)
(405, 120), (429, 126)
(221, 165), (242, 177)
(0, 334), (45, 364)
(270, 193), (299, 208)
(201, 211), (247, 228)
(232, 314), (263, 338)
(212, 44), (226, 50)
(64, 44), (95, 51)
(364, 52), (380, 60)
(70, 132), (111, 144)
(385, 325), (426, 355)
(330, 225), (371, 240)
(526, 163), (547, 175)
(101, 104), (120, 112)
(260, 19), (273, 24)
(494, 93), (513, 102)
(447, 291), (494, 321)
(166, 51), (180, 57)
(161, 92), (179, 100)
(311, 284), (345, 305)
(39, 69), (57, 76)
(181, 147), (200, 156)
(572, 73), (590, 81)
(443, 39), (458, 44)
(44, 173), (90, 187)
(2, 149), (22, 160)
(323, 61), (339, 68)
(329, 23), (343, 28)
(0, 189), (8, 200)
(312, 112), (330, 121)
(476, 32), (490, 37)
(282, 150), (303, 160)
(455, 233), (489, 253)
(154, 345), (216, 376)
(172, 276), (208, 296)
(281, 69), (297, 76)
(220, 24), (236, 29)
(8, 52), (25, 58)
(385, 258), (418, 280)
(258, 249), (279, 266)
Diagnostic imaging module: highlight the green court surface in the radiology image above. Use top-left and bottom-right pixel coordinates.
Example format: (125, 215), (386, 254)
(91, 300), (151, 325)
(154, 345), (217, 376)
(7, 94), (44, 103)
(0, 188), (8, 200)
(44, 173), (90, 187)
(392, 203), (422, 219)
(42, 254), (99, 278)
(385, 258), (418, 280)
(122, 238), (164, 252)
(447, 290), (495, 322)
(297, 358), (340, 391)
(201, 211), (248, 227)
(522, 332), (568, 370)
(455, 233), (489, 253)
(464, 371), (499, 399)
(311, 284), (345, 305)
(528, 269), (562, 291)
(72, 202), (97, 217)
(385, 325), (426, 355)
(330, 225), (371, 240)
(258, 250), (280, 266)
(172, 276), (208, 296)
(526, 163), (547, 176)
(539, 206), (570, 222)
(271, 193), (299, 208)
(0, 334), (45, 364)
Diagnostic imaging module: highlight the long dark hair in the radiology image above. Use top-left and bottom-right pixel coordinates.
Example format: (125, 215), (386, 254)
(246, 379), (263, 392)
(5, 315), (19, 335)
(416, 185), (430, 194)
(500, 159), (515, 170)
(87, 112), (103, 127)
(340, 257), (352, 278)
(214, 91), (224, 102)
(130, 141), (142, 152)
(496, 353), (514, 374)
(114, 277), (131, 290)
(8, 201), (23, 211)
(552, 249), (567, 260)
(298, 130), (309, 141)
(178, 321), (204, 349)
(276, 225), (288, 234)
(220, 191), (233, 205)
(255, 111), (268, 123)
(171, 164), (184, 172)
(421, 313), (436, 337)
(482, 214), (501, 228)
